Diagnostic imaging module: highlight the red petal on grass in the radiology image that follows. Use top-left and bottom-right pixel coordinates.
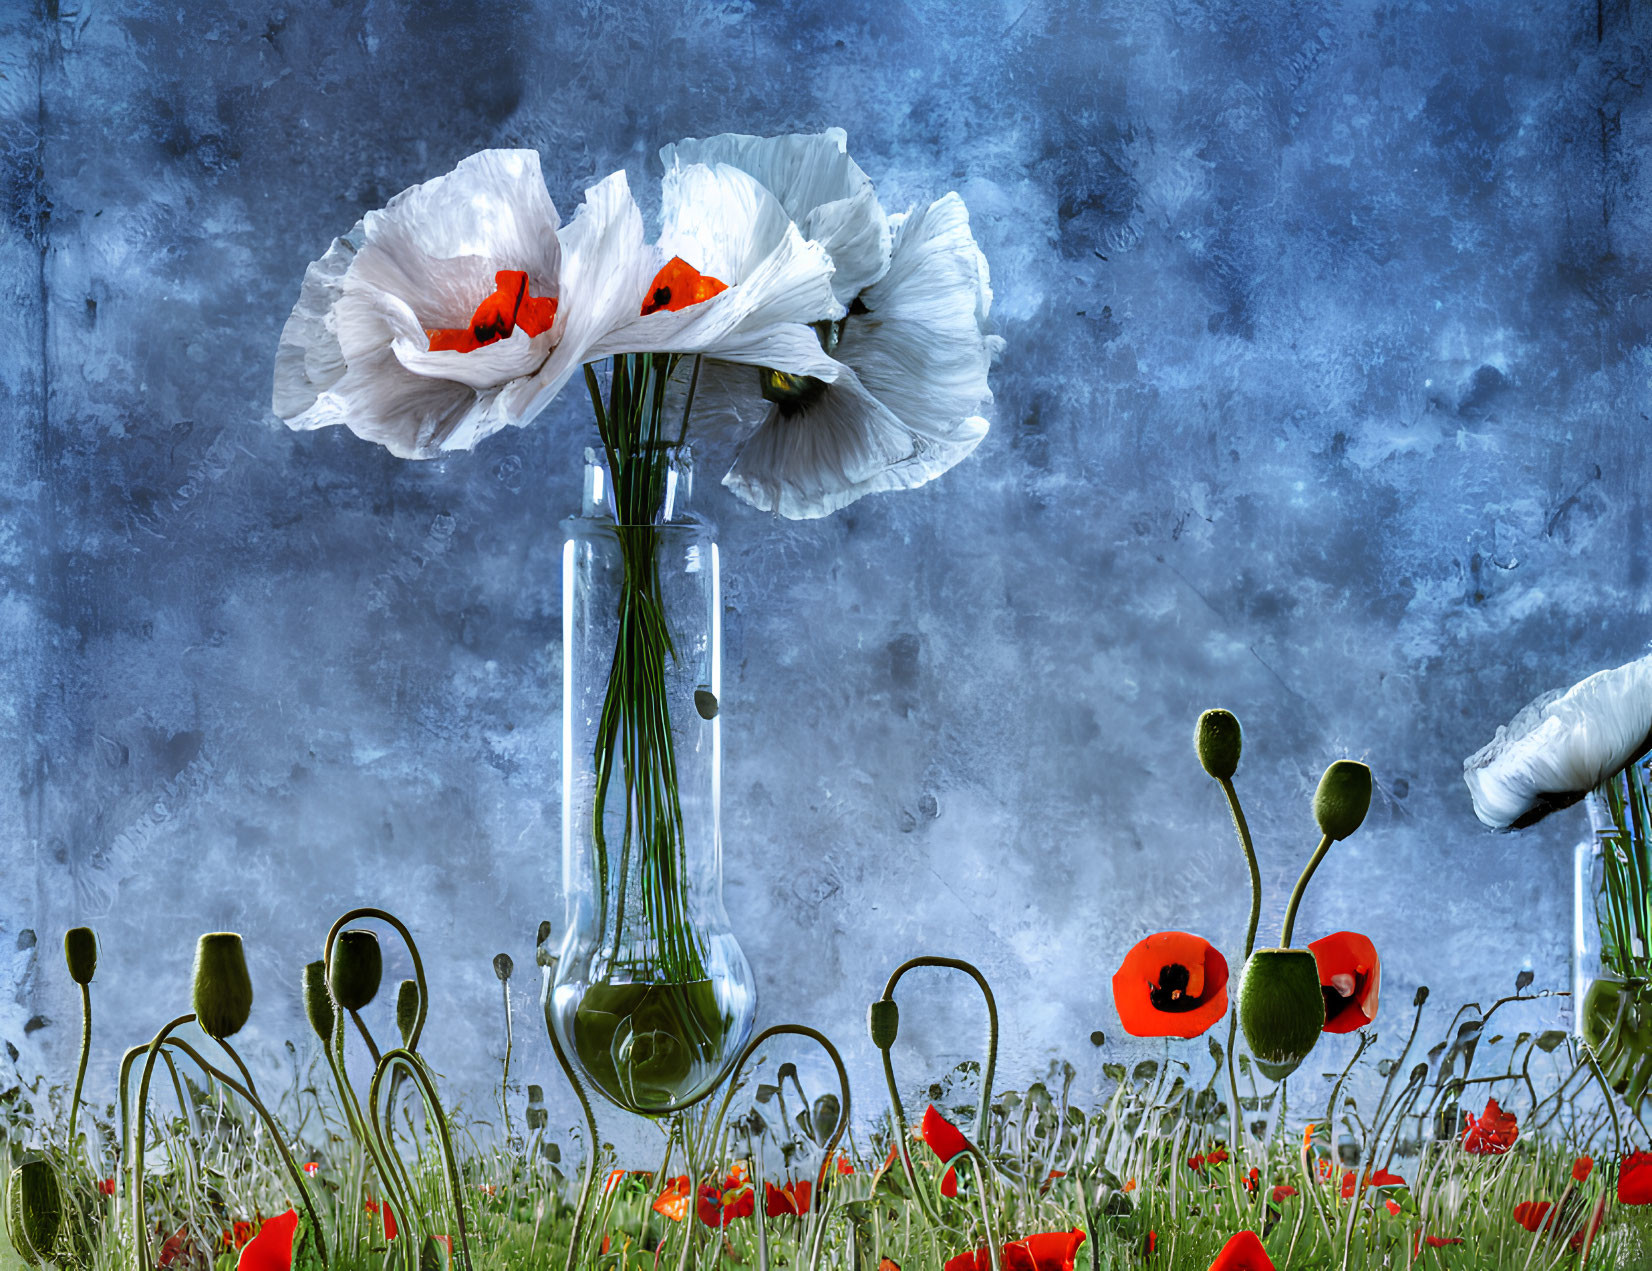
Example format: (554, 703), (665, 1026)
(236, 1209), (298, 1271)
(1307, 931), (1380, 1033)
(1112, 931), (1230, 1038)
(640, 257), (728, 315)
(1512, 1201), (1553, 1233)
(1573, 1155), (1595, 1183)
(1271, 1185), (1298, 1202)
(944, 1228), (1085, 1271)
(1207, 1230), (1275, 1271)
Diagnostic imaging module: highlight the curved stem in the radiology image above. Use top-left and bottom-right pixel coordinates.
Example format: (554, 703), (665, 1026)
(323, 908), (429, 1052)
(880, 956), (999, 1142)
(500, 979), (514, 1141)
(1281, 834), (1333, 948)
(541, 977), (602, 1271)
(370, 1051), (473, 1271)
(129, 1013), (196, 1271)
(349, 1008), (383, 1068)
(67, 981), (91, 1165)
(1219, 777), (1263, 960)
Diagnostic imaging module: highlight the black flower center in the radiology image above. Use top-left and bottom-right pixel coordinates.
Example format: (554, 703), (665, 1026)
(1149, 963), (1201, 1013)
(1322, 972), (1367, 1024)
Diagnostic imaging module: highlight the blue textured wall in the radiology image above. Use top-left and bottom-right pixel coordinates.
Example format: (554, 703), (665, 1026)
(3, 0), (1649, 1152)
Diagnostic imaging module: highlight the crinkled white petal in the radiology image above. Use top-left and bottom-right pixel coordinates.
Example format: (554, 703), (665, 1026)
(655, 162), (799, 286)
(1464, 654), (1652, 830)
(499, 170), (656, 427)
(841, 192), (1003, 440)
(660, 130), (891, 301)
(272, 221), (361, 420)
(286, 345), (483, 460)
(722, 367), (986, 520)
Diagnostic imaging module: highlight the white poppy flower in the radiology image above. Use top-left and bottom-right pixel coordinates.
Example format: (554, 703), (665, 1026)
(585, 161), (846, 380)
(274, 150), (647, 459)
(712, 189), (1004, 520)
(658, 129), (892, 303)
(1464, 653), (1652, 830)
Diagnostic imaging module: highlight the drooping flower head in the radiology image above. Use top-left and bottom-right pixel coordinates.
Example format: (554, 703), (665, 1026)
(1113, 931), (1229, 1038)
(1464, 654), (1652, 830)
(1308, 931), (1381, 1034)
(663, 130), (1001, 519)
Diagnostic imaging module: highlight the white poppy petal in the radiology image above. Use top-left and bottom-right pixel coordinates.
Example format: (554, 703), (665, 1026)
(1464, 654), (1652, 830)
(722, 366), (985, 519)
(295, 346), (480, 459)
(273, 221), (362, 420)
(656, 162), (797, 285)
(660, 129), (891, 300)
(393, 327), (552, 391)
(842, 193), (1001, 439)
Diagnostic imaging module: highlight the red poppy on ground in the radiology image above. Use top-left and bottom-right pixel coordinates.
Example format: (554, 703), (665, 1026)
(1207, 1229), (1275, 1271)
(640, 257), (729, 316)
(922, 1104), (972, 1198)
(1123, 1178), (1137, 1192)
(1512, 1201), (1554, 1233)
(1315, 1157), (1334, 1183)
(1271, 1185), (1298, 1202)
(1113, 932), (1230, 1038)
(1619, 1151), (1652, 1204)
(764, 1180), (811, 1217)
(698, 1172), (755, 1228)
(236, 1209), (298, 1271)
(425, 270), (559, 352)
(1244, 1167), (1260, 1194)
(362, 1197), (397, 1240)
(97, 1177), (116, 1196)
(1307, 932), (1380, 1033)
(1460, 1098), (1518, 1155)
(653, 1176), (691, 1223)
(942, 1227), (1086, 1271)
(1573, 1155), (1595, 1183)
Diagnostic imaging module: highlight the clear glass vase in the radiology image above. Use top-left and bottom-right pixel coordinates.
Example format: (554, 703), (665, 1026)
(546, 450), (757, 1117)
(1574, 760), (1652, 1102)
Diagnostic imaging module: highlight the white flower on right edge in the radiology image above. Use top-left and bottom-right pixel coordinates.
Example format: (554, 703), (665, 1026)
(1464, 653), (1652, 830)
(668, 131), (1004, 520)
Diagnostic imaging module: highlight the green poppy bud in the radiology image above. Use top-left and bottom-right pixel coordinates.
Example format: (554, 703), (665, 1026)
(526, 1084), (543, 1104)
(1195, 709), (1243, 781)
(535, 920), (555, 968)
(63, 927), (97, 986)
(303, 960), (335, 1044)
(396, 979), (420, 1046)
(329, 929), (382, 1012)
(191, 933), (253, 1040)
(867, 998), (899, 1050)
(493, 953), (514, 982)
(1314, 760), (1373, 841)
(526, 1106), (548, 1131)
(5, 1160), (63, 1267)
(419, 1234), (452, 1271)
(811, 1093), (841, 1144)
(1237, 948), (1325, 1080)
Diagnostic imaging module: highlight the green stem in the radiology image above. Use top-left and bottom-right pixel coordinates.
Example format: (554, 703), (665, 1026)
(369, 1051), (474, 1271)
(128, 1013), (195, 1271)
(1281, 834), (1333, 948)
(66, 981), (90, 1165)
(541, 975), (602, 1271)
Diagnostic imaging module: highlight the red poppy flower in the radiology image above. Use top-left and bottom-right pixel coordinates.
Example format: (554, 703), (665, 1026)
(1207, 1229), (1275, 1271)
(1567, 1197), (1607, 1252)
(1620, 1151), (1652, 1204)
(425, 270), (558, 352)
(1187, 1154), (1206, 1172)
(222, 1219), (257, 1250)
(1573, 1155), (1595, 1183)
(236, 1209), (298, 1271)
(1341, 1167), (1405, 1198)
(878, 1261), (901, 1271)
(943, 1227), (1086, 1271)
(764, 1180), (811, 1217)
(922, 1104), (972, 1198)
(1271, 1185), (1298, 1202)
(1460, 1097), (1518, 1155)
(97, 1177), (116, 1197)
(1512, 1201), (1554, 1233)
(1244, 1167), (1260, 1194)
(1113, 932), (1230, 1038)
(1144, 1231), (1157, 1256)
(1411, 1232), (1463, 1254)
(640, 257), (728, 316)
(835, 1154), (855, 1175)
(1385, 1199), (1402, 1216)
(1206, 1148), (1230, 1166)
(1038, 1170), (1066, 1196)
(654, 1176), (691, 1223)
(697, 1173), (755, 1228)
(1307, 932), (1380, 1034)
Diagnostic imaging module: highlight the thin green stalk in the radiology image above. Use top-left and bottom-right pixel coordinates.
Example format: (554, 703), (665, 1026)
(1281, 834), (1333, 948)
(67, 980), (91, 1166)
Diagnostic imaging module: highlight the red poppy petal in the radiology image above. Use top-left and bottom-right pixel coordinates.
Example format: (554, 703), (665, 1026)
(1207, 1229), (1276, 1271)
(236, 1209), (298, 1271)
(1308, 931), (1380, 1034)
(922, 1105), (971, 1162)
(640, 256), (728, 315)
(516, 294), (558, 337)
(1113, 932), (1230, 1039)
(1619, 1151), (1652, 1204)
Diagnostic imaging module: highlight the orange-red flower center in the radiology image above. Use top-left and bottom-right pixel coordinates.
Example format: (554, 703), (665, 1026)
(641, 257), (728, 315)
(426, 270), (558, 353)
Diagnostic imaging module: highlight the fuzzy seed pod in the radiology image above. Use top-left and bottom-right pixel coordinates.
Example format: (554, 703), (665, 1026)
(867, 998), (899, 1049)
(329, 929), (383, 1012)
(1314, 760), (1373, 841)
(811, 1093), (841, 1144)
(5, 1160), (63, 1267)
(303, 960), (335, 1044)
(63, 928), (97, 986)
(192, 933), (254, 1040)
(1195, 709), (1243, 781)
(1237, 948), (1325, 1080)
(396, 979), (420, 1046)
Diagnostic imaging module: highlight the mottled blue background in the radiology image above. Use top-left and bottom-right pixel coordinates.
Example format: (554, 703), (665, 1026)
(2, 0), (1649, 1155)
